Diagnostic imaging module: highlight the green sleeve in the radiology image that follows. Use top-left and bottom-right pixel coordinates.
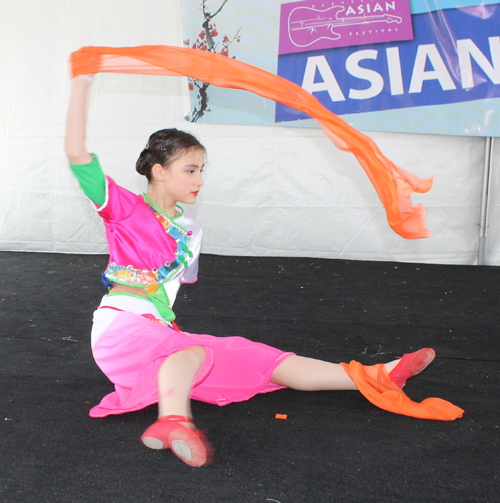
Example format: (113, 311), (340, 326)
(69, 153), (106, 207)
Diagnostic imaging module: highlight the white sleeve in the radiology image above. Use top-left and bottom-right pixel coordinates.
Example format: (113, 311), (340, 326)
(181, 224), (202, 284)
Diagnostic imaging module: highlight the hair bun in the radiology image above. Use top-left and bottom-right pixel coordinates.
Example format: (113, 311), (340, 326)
(135, 149), (149, 176)
(135, 128), (205, 182)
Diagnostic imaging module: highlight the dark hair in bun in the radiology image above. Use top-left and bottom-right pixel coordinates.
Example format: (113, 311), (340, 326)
(135, 128), (205, 181)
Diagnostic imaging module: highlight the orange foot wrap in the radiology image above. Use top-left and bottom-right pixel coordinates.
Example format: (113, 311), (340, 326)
(340, 361), (464, 421)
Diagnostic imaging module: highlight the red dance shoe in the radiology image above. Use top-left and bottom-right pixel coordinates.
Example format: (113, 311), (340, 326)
(389, 348), (436, 388)
(141, 415), (213, 467)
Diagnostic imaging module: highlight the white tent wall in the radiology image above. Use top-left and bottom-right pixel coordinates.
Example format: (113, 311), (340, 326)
(0, 0), (493, 265)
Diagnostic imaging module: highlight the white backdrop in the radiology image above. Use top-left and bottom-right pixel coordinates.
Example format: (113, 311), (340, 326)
(0, 0), (496, 265)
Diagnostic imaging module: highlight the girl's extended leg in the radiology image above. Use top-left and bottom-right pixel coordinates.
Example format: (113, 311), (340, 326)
(141, 345), (213, 467)
(270, 350), (433, 391)
(268, 349), (466, 422)
(270, 355), (360, 390)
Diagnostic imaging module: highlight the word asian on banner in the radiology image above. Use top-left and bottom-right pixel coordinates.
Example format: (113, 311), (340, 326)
(278, 0), (414, 54)
(180, 0), (500, 136)
(276, 2), (500, 121)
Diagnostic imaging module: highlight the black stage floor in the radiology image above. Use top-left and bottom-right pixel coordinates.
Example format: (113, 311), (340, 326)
(1, 251), (499, 502)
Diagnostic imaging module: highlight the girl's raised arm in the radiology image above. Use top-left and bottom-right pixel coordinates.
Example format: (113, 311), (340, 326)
(65, 75), (94, 165)
(65, 75), (106, 208)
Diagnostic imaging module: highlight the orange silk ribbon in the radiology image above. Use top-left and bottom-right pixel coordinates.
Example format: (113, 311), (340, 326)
(70, 45), (433, 239)
(340, 361), (464, 421)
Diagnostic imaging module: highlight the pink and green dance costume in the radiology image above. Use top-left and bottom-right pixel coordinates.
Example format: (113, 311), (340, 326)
(71, 156), (464, 421)
(71, 155), (292, 418)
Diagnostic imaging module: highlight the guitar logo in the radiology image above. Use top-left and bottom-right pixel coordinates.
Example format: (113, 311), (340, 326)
(288, 5), (403, 48)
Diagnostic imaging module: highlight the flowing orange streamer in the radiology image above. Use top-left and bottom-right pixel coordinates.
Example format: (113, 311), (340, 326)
(340, 362), (464, 421)
(71, 45), (433, 239)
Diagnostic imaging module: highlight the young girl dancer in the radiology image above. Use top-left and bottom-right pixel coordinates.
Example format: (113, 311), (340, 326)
(65, 74), (455, 468)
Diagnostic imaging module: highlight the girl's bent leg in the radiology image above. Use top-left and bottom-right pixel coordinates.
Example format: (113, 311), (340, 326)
(141, 345), (213, 467)
(156, 345), (206, 418)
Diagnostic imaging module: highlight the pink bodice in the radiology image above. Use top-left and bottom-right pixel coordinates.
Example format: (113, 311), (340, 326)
(95, 176), (202, 317)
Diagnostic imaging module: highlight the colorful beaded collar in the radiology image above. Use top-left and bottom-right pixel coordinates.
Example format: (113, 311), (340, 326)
(102, 196), (193, 288)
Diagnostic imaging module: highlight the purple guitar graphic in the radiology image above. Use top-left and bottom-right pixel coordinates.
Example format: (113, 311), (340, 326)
(288, 5), (403, 48)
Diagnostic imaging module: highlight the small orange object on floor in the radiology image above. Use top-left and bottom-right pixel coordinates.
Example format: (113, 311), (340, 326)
(275, 414), (288, 420)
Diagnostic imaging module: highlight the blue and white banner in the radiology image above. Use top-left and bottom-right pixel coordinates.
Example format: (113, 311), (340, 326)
(180, 0), (500, 136)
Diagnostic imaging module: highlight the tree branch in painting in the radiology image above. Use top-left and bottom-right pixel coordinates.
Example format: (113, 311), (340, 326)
(183, 0), (241, 122)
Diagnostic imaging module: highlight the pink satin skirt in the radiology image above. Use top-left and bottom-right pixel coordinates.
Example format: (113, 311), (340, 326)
(89, 298), (293, 418)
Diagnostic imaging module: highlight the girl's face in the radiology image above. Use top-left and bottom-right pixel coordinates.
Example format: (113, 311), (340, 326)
(157, 148), (205, 205)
